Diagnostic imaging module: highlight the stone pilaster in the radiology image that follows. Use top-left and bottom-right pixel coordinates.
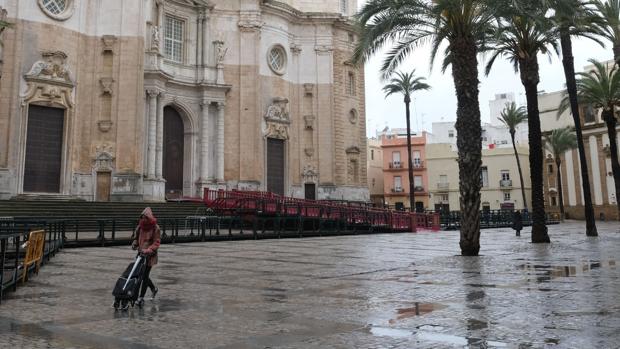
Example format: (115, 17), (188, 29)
(146, 89), (158, 178)
(217, 102), (225, 182)
(200, 101), (210, 182)
(155, 93), (164, 179)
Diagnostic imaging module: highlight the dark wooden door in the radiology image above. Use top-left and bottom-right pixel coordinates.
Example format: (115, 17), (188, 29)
(267, 138), (285, 195)
(163, 107), (184, 197)
(304, 183), (316, 200)
(24, 105), (64, 193)
(96, 172), (111, 202)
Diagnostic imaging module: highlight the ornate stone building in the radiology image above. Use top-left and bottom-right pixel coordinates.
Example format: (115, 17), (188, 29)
(0, 0), (368, 202)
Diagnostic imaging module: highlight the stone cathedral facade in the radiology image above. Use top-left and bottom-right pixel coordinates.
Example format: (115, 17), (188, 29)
(0, 0), (368, 202)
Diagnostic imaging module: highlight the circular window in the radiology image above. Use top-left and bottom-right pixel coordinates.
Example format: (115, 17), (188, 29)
(38, 0), (74, 21)
(267, 45), (287, 75)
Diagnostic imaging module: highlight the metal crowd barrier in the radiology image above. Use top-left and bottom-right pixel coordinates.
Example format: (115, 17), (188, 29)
(0, 220), (64, 304)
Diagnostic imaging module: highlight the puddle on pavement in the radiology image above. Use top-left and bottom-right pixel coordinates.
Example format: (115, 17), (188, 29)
(518, 260), (617, 281)
(367, 325), (508, 347)
(388, 303), (447, 323)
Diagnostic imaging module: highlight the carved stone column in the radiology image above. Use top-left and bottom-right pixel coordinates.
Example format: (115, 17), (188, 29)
(146, 89), (158, 178)
(200, 101), (211, 182)
(217, 102), (225, 182)
(155, 94), (164, 179)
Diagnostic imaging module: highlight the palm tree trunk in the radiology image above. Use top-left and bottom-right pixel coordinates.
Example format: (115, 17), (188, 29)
(452, 37), (482, 256)
(556, 158), (565, 220)
(519, 57), (550, 243)
(559, 28), (598, 236)
(511, 131), (528, 210)
(405, 99), (416, 214)
(602, 109), (620, 218)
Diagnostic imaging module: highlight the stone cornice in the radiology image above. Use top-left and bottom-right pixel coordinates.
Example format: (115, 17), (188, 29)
(261, 0), (343, 25)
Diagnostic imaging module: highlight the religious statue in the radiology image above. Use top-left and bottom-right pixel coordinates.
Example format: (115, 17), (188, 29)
(151, 25), (160, 50)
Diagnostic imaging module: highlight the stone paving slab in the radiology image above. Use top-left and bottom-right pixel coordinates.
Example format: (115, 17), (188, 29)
(0, 221), (619, 348)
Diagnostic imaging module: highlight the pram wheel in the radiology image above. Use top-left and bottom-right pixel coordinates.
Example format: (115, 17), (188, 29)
(113, 299), (120, 310)
(120, 299), (129, 310)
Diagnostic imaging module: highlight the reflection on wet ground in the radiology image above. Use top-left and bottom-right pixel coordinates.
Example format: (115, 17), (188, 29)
(0, 221), (619, 348)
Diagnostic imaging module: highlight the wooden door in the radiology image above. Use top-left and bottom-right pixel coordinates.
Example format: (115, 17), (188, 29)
(163, 107), (184, 198)
(96, 172), (111, 201)
(304, 183), (316, 200)
(267, 138), (285, 195)
(24, 105), (64, 193)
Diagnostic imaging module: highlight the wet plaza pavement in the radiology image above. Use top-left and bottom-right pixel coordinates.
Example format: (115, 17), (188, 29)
(1, 221), (619, 348)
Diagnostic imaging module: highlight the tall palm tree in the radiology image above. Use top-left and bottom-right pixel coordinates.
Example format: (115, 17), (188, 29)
(592, 0), (620, 64)
(383, 71), (431, 214)
(354, 0), (500, 256)
(547, 0), (601, 236)
(560, 59), (620, 217)
(544, 127), (578, 219)
(485, 1), (557, 243)
(498, 102), (529, 210)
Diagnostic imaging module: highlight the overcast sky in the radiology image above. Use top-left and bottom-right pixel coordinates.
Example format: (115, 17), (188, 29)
(359, 2), (612, 137)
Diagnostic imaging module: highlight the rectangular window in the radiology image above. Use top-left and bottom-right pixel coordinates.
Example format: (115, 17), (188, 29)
(392, 151), (401, 165)
(548, 164), (554, 174)
(448, 130), (454, 138)
(394, 176), (402, 191)
(164, 15), (184, 63)
(347, 72), (356, 96)
(371, 149), (374, 161)
(551, 196), (557, 206)
(414, 176), (423, 188)
(341, 0), (348, 14)
(439, 175), (448, 184)
(480, 167), (489, 187)
(584, 104), (596, 123)
(413, 151), (421, 167)
(440, 194), (449, 202)
(504, 192), (511, 201)
(501, 170), (511, 181)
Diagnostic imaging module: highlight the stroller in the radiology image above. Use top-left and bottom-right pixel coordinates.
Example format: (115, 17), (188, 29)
(112, 254), (146, 310)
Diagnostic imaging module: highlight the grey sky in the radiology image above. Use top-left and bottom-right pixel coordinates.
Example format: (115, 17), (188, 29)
(359, 2), (612, 137)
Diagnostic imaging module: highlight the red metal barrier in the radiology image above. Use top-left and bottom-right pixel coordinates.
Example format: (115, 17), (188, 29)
(203, 188), (438, 232)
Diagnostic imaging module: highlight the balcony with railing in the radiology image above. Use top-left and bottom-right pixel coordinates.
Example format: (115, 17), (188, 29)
(414, 186), (425, 192)
(391, 187), (404, 193)
(437, 182), (450, 190)
(388, 161), (403, 169)
(412, 160), (425, 170)
(500, 179), (513, 188)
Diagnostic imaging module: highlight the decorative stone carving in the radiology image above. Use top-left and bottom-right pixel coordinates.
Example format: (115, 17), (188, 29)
(346, 146), (361, 154)
(303, 83), (314, 96)
(238, 12), (263, 32)
(603, 144), (611, 157)
(304, 115), (315, 130)
(264, 123), (289, 140)
(93, 144), (115, 172)
(348, 109), (358, 124)
(22, 51), (74, 108)
(101, 35), (117, 53)
(264, 97), (290, 123)
(97, 120), (113, 133)
(151, 26), (161, 51)
(304, 148), (314, 157)
(99, 78), (114, 95)
(302, 164), (319, 183)
(290, 43), (302, 55)
(315, 45), (333, 55)
(213, 40), (228, 65)
(26, 51), (73, 83)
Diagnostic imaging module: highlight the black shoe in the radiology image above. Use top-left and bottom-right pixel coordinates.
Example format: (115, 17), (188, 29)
(113, 300), (120, 309)
(136, 297), (145, 308)
(150, 287), (158, 300)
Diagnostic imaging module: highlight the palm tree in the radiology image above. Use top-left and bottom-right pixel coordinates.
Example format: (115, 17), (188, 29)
(383, 71), (431, 214)
(485, 1), (556, 243)
(547, 0), (601, 236)
(544, 127), (578, 219)
(498, 102), (529, 210)
(354, 0), (500, 256)
(560, 59), (620, 217)
(592, 0), (620, 65)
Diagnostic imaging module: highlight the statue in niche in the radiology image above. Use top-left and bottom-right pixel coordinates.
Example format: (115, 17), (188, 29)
(151, 25), (160, 50)
(214, 40), (228, 65)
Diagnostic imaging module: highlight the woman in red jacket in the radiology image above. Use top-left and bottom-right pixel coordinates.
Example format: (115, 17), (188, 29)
(132, 207), (160, 307)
